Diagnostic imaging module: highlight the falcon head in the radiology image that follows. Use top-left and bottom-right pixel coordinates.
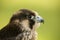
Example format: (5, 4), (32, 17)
(10, 9), (44, 30)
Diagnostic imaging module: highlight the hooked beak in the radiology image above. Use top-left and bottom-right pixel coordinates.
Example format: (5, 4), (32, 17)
(35, 16), (44, 24)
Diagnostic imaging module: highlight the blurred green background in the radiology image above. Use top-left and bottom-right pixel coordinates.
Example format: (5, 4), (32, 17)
(0, 0), (59, 40)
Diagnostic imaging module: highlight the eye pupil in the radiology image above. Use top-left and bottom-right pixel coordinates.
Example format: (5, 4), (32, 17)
(27, 15), (34, 19)
(28, 16), (31, 18)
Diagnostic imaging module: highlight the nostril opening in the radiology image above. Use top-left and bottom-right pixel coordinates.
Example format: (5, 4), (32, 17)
(36, 16), (40, 20)
(37, 17), (39, 18)
(36, 17), (39, 19)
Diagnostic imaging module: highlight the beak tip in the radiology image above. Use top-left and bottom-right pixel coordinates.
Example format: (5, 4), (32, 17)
(40, 19), (44, 24)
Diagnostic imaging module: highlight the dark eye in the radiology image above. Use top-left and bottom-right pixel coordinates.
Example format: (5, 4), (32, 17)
(28, 16), (31, 18)
(28, 15), (34, 19)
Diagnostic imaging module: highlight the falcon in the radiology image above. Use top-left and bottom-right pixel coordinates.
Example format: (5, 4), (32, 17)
(0, 9), (44, 40)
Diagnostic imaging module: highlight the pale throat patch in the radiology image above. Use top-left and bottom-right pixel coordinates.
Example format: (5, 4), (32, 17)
(21, 20), (40, 30)
(33, 22), (40, 31)
(21, 20), (30, 30)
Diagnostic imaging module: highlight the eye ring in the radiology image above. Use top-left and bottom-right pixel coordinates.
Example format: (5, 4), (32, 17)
(31, 16), (34, 19)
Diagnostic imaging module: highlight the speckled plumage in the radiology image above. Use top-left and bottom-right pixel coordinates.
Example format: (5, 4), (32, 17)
(0, 9), (44, 40)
